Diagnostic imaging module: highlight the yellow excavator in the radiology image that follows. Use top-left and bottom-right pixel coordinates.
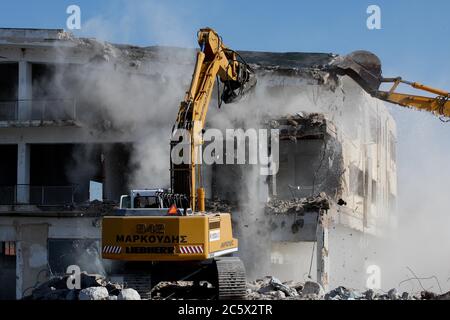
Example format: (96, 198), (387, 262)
(102, 28), (256, 299)
(102, 30), (448, 299)
(330, 50), (450, 119)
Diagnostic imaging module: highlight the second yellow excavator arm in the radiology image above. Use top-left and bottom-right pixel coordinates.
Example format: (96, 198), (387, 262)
(330, 50), (450, 120)
(374, 77), (450, 118)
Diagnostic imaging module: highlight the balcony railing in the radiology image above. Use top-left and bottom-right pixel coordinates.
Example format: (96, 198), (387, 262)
(0, 101), (18, 121)
(0, 185), (77, 206)
(31, 99), (77, 121)
(0, 99), (77, 122)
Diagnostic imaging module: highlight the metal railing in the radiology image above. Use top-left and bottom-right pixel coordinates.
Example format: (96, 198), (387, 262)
(0, 99), (77, 122)
(30, 99), (77, 121)
(0, 185), (77, 206)
(0, 101), (18, 121)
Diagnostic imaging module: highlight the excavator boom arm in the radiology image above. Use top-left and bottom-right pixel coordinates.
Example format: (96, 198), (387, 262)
(171, 28), (255, 212)
(375, 91), (450, 118)
(375, 77), (450, 117)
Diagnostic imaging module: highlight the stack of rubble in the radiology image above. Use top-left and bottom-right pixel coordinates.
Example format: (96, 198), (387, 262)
(246, 277), (450, 300)
(151, 281), (216, 300)
(205, 199), (236, 213)
(24, 273), (450, 300)
(72, 200), (118, 215)
(265, 192), (331, 215)
(23, 273), (141, 300)
(266, 112), (328, 141)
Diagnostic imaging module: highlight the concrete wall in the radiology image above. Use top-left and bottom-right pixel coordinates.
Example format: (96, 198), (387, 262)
(0, 215), (101, 299)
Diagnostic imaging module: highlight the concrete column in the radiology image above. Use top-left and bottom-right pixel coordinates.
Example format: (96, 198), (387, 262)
(316, 212), (329, 292)
(16, 224), (49, 299)
(17, 143), (30, 204)
(15, 240), (23, 300)
(18, 61), (32, 121)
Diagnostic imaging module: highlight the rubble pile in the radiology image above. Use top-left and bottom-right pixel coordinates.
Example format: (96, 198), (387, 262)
(24, 274), (450, 300)
(24, 273), (140, 301)
(151, 281), (216, 300)
(246, 277), (450, 300)
(267, 113), (328, 141)
(205, 199), (236, 213)
(71, 200), (118, 215)
(265, 193), (331, 215)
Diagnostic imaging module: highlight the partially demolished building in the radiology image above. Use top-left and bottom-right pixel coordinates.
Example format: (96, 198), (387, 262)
(0, 28), (396, 299)
(205, 55), (397, 288)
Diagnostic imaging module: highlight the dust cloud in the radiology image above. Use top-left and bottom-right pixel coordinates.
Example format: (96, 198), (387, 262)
(372, 107), (450, 293)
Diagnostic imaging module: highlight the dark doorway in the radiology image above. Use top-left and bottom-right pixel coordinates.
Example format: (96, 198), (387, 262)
(0, 241), (17, 300)
(0, 63), (18, 121)
(0, 145), (17, 204)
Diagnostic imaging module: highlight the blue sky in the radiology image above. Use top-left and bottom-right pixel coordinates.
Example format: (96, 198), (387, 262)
(1, 0), (449, 80)
(1, 0), (450, 211)
(0, 0), (449, 83)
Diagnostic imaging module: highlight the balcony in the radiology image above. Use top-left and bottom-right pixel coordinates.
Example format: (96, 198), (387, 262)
(0, 101), (17, 121)
(0, 185), (77, 206)
(0, 99), (78, 127)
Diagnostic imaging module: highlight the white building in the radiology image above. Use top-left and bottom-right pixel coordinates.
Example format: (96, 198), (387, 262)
(0, 28), (397, 299)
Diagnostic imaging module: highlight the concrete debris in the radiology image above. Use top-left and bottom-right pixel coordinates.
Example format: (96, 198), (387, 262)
(24, 273), (450, 300)
(388, 288), (399, 300)
(150, 281), (216, 300)
(268, 112), (326, 126)
(269, 277), (299, 297)
(71, 200), (118, 215)
(247, 277), (450, 300)
(364, 289), (375, 300)
(244, 277), (450, 300)
(265, 193), (331, 215)
(205, 199), (236, 213)
(24, 272), (125, 301)
(118, 288), (141, 300)
(301, 281), (325, 298)
(267, 113), (328, 141)
(274, 291), (286, 299)
(79, 287), (109, 301)
(325, 286), (363, 300)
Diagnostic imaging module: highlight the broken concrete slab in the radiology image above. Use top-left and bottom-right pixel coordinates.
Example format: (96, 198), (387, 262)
(265, 193), (331, 215)
(24, 273), (123, 300)
(79, 287), (109, 301)
(269, 277), (299, 297)
(301, 281), (325, 298)
(118, 288), (141, 300)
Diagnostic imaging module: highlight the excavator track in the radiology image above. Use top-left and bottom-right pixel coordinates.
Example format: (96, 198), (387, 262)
(215, 257), (247, 300)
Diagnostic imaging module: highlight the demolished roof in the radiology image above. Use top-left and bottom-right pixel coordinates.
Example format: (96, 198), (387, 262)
(0, 28), (337, 70)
